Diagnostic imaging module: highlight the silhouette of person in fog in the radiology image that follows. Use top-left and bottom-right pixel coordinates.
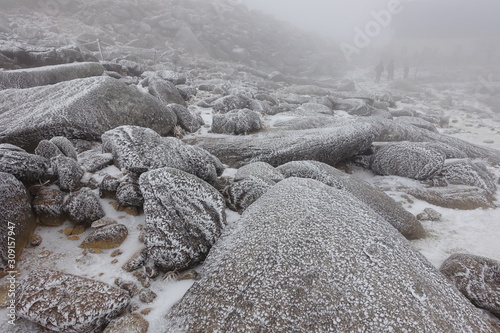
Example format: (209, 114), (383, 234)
(375, 62), (384, 83)
(387, 59), (395, 81)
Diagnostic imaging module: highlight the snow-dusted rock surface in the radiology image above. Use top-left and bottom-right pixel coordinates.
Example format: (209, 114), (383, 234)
(0, 62), (104, 89)
(139, 167), (226, 272)
(439, 160), (497, 195)
(0, 148), (49, 183)
(211, 109), (262, 135)
(79, 224), (129, 249)
(116, 182), (144, 207)
(191, 119), (382, 168)
(212, 94), (249, 113)
(51, 155), (84, 192)
(32, 187), (66, 226)
(164, 178), (493, 332)
(34, 140), (63, 161)
(224, 176), (274, 213)
(234, 162), (285, 183)
(394, 116), (439, 133)
(440, 253), (500, 318)
(103, 313), (149, 333)
(63, 187), (105, 225)
(16, 269), (130, 333)
(102, 126), (223, 184)
(166, 104), (204, 133)
(148, 77), (186, 107)
(276, 160), (425, 240)
(0, 76), (177, 151)
(369, 142), (446, 180)
(0, 172), (36, 272)
(49, 136), (78, 160)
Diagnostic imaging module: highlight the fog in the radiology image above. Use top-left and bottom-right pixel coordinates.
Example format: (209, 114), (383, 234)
(242, 0), (500, 65)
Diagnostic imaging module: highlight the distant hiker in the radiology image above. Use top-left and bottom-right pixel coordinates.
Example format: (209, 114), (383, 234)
(375, 62), (384, 83)
(387, 59), (395, 81)
(403, 58), (410, 79)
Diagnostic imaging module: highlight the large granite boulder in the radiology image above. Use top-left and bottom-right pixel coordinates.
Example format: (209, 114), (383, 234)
(234, 162), (284, 183)
(211, 109), (262, 135)
(276, 160), (425, 240)
(0, 44), (88, 69)
(224, 176), (274, 213)
(190, 119), (383, 168)
(164, 178), (494, 332)
(0, 148), (49, 183)
(148, 77), (187, 107)
(166, 104), (204, 133)
(102, 126), (223, 184)
(0, 62), (104, 89)
(212, 95), (249, 113)
(439, 160), (497, 195)
(63, 187), (105, 225)
(0, 172), (36, 274)
(0, 76), (177, 151)
(16, 269), (130, 333)
(440, 253), (500, 319)
(369, 142), (446, 180)
(139, 167), (226, 272)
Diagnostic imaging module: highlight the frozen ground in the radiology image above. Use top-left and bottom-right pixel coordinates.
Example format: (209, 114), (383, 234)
(1, 67), (499, 332)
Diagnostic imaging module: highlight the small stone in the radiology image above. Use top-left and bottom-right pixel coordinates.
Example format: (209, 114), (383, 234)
(99, 175), (121, 197)
(71, 225), (86, 235)
(138, 289), (157, 304)
(417, 208), (442, 221)
(67, 236), (80, 241)
(38, 250), (51, 258)
(91, 217), (118, 229)
(79, 224), (128, 249)
(133, 270), (150, 288)
(177, 269), (199, 281)
(103, 313), (149, 333)
(122, 249), (147, 272)
(88, 248), (102, 254)
(111, 259), (118, 264)
(29, 234), (42, 247)
(63, 227), (73, 236)
(111, 249), (123, 257)
(116, 182), (144, 207)
(114, 278), (140, 297)
(140, 308), (153, 316)
(483, 140), (494, 144)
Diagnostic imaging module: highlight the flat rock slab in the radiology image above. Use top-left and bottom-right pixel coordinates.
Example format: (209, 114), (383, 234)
(0, 62), (104, 89)
(16, 269), (130, 333)
(164, 178), (494, 332)
(102, 126), (223, 184)
(140, 167), (226, 272)
(0, 76), (176, 151)
(189, 119), (383, 168)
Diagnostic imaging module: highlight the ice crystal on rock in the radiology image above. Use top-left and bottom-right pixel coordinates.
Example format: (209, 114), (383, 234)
(439, 160), (497, 195)
(139, 167), (226, 272)
(212, 94), (249, 113)
(16, 269), (130, 333)
(211, 109), (262, 135)
(166, 104), (204, 133)
(51, 155), (84, 192)
(0, 148), (49, 183)
(234, 162), (284, 183)
(63, 187), (105, 225)
(164, 178), (494, 332)
(49, 136), (78, 161)
(102, 126), (223, 184)
(224, 176), (274, 213)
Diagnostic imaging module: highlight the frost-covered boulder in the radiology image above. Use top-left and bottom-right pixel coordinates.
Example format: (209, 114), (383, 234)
(296, 103), (334, 115)
(34, 140), (63, 160)
(63, 187), (105, 225)
(32, 187), (66, 226)
(211, 109), (262, 135)
(224, 176), (273, 213)
(51, 155), (84, 192)
(439, 160), (496, 195)
(394, 116), (439, 133)
(334, 98), (372, 116)
(0, 44), (89, 69)
(0, 172), (36, 272)
(276, 160), (425, 240)
(191, 119), (382, 168)
(116, 182), (144, 207)
(234, 162), (284, 183)
(148, 77), (186, 107)
(49, 136), (78, 160)
(0, 62), (104, 89)
(0, 76), (177, 151)
(166, 104), (204, 133)
(164, 178), (493, 332)
(212, 94), (248, 113)
(104, 313), (149, 333)
(424, 142), (468, 159)
(157, 70), (187, 85)
(440, 253), (500, 319)
(282, 84), (331, 96)
(16, 269), (130, 333)
(102, 126), (223, 184)
(80, 224), (129, 249)
(139, 167), (226, 272)
(0, 148), (49, 183)
(369, 142), (445, 180)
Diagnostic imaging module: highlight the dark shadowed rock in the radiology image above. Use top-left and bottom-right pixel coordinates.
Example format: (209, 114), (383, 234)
(164, 178), (494, 332)
(0, 76), (177, 151)
(439, 160), (497, 195)
(49, 136), (78, 160)
(63, 187), (105, 225)
(148, 77), (186, 107)
(51, 155), (84, 192)
(224, 176), (273, 213)
(35, 140), (62, 160)
(0, 62), (104, 89)
(16, 269), (130, 333)
(440, 253), (500, 319)
(0, 172), (36, 273)
(139, 167), (226, 272)
(0, 148), (49, 183)
(211, 109), (262, 135)
(102, 126), (223, 184)
(80, 224), (128, 249)
(234, 162), (284, 183)
(276, 160), (425, 240)
(189, 119), (383, 168)
(32, 187), (66, 226)
(212, 94), (249, 113)
(116, 182), (144, 207)
(166, 104), (204, 133)
(369, 142), (446, 180)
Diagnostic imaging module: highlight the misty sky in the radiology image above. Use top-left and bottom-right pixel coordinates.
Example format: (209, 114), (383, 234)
(241, 0), (500, 42)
